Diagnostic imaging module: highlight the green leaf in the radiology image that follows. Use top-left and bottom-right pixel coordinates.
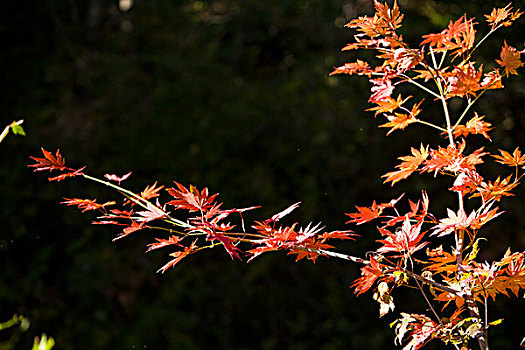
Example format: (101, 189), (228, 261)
(9, 120), (25, 136)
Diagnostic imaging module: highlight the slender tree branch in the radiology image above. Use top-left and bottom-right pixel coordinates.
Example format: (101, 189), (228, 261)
(312, 248), (463, 296)
(82, 174), (191, 229)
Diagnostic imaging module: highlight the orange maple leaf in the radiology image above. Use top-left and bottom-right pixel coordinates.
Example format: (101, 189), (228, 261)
(380, 113), (417, 135)
(492, 147), (525, 167)
(473, 175), (519, 202)
(421, 15), (476, 58)
(141, 181), (165, 200)
(425, 250), (457, 275)
(379, 100), (422, 135)
(367, 95), (410, 116)
(330, 60), (373, 76)
(374, 0), (403, 31)
(496, 41), (523, 77)
(346, 0), (403, 39)
(382, 144), (429, 185)
(485, 4), (522, 29)
(480, 69), (504, 90)
(446, 63), (483, 97)
(452, 113), (493, 141)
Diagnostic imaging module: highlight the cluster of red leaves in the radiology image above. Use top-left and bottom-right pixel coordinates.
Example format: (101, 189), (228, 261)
(29, 149), (358, 271)
(348, 192), (433, 294)
(248, 202), (357, 262)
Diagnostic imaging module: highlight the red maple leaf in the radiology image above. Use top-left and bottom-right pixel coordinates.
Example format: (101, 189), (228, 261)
(377, 220), (428, 257)
(352, 255), (383, 296)
(421, 140), (486, 176)
(112, 221), (144, 241)
(370, 76), (394, 102)
(267, 202), (301, 224)
(346, 201), (383, 225)
(136, 202), (168, 222)
(146, 235), (184, 252)
(61, 198), (115, 212)
(157, 240), (198, 273)
(166, 182), (218, 212)
(28, 148), (67, 172)
(104, 172), (132, 185)
(29, 148), (85, 181)
(318, 230), (357, 242)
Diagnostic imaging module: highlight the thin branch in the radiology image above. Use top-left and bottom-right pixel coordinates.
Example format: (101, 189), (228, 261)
(415, 119), (447, 132)
(313, 248), (463, 296)
(402, 75), (441, 99)
(82, 174), (191, 229)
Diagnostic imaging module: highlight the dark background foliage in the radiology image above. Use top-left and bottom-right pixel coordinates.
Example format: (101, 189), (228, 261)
(1, 0), (524, 348)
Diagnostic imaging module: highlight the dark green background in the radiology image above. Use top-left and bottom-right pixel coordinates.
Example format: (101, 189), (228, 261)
(1, 0), (524, 348)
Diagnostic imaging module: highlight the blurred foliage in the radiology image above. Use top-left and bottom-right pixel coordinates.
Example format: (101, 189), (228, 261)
(0, 315), (30, 349)
(1, 0), (524, 349)
(32, 334), (55, 350)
